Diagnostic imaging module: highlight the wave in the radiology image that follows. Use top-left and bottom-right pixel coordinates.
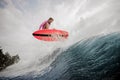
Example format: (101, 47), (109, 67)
(1, 32), (120, 80)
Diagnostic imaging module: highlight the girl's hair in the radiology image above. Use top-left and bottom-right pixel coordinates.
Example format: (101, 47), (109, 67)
(49, 17), (54, 20)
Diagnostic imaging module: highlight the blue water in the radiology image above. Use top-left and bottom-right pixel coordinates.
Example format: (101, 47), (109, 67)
(1, 32), (120, 80)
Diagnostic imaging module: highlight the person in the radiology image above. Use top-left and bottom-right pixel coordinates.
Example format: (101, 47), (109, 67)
(39, 17), (54, 30)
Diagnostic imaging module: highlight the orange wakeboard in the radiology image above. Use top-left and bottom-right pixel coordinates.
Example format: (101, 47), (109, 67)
(32, 29), (69, 41)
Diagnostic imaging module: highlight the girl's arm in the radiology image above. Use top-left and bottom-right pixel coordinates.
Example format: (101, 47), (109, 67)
(44, 23), (49, 29)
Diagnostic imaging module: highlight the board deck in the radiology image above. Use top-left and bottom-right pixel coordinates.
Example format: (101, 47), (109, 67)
(32, 29), (68, 41)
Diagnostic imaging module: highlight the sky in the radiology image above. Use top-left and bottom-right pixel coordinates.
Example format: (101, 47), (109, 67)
(0, 0), (120, 61)
(0, 0), (120, 77)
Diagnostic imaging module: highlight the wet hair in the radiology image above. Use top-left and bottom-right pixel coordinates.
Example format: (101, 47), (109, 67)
(48, 17), (54, 21)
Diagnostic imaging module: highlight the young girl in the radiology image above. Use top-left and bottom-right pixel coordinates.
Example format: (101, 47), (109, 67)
(39, 17), (54, 30)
